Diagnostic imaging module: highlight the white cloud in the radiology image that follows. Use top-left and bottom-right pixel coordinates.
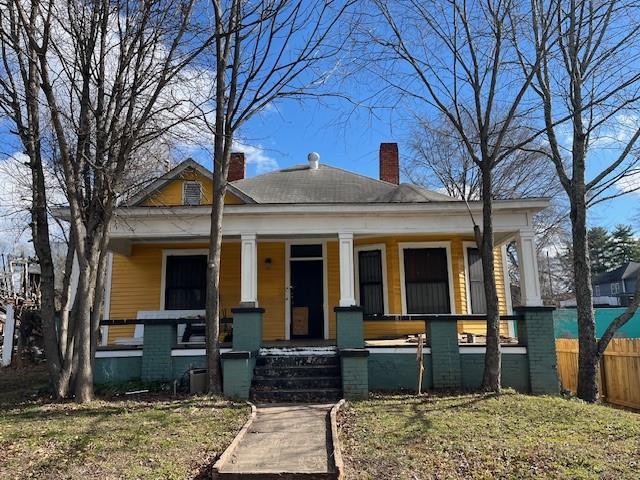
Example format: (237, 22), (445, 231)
(233, 141), (279, 174)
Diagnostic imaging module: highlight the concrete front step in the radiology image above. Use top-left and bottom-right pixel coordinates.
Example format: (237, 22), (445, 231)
(255, 354), (339, 367)
(251, 388), (342, 403)
(254, 364), (341, 378)
(252, 376), (341, 390)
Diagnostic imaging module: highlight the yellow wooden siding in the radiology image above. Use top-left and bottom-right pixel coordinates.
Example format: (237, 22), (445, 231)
(258, 242), (286, 340)
(141, 171), (243, 206)
(326, 241), (340, 339)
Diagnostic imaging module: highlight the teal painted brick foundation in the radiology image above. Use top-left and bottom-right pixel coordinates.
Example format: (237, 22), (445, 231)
(428, 320), (461, 389)
(368, 352), (433, 391)
(335, 307), (364, 349)
(141, 323), (175, 381)
(459, 353), (530, 392)
(232, 308), (263, 352)
(95, 357), (142, 384)
(516, 307), (560, 395)
(222, 355), (255, 400)
(341, 350), (369, 399)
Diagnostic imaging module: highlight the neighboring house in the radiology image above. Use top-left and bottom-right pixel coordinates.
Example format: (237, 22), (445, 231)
(591, 262), (639, 307)
(97, 143), (546, 345)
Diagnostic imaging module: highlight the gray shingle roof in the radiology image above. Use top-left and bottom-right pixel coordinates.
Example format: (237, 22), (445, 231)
(592, 262), (640, 285)
(230, 164), (456, 204)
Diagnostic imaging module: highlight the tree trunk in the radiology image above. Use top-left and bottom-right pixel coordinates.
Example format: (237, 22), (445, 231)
(479, 165), (501, 392)
(205, 170), (227, 394)
(73, 263), (94, 402)
(571, 196), (598, 402)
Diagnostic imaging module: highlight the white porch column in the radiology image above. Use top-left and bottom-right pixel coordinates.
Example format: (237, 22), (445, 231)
(1, 305), (15, 367)
(240, 233), (258, 306)
(516, 229), (543, 306)
(338, 232), (356, 306)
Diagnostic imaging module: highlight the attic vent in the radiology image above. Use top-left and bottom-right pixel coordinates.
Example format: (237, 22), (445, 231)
(183, 181), (202, 205)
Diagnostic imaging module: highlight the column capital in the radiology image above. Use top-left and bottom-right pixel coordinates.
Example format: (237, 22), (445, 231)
(338, 232), (354, 240)
(240, 233), (257, 241)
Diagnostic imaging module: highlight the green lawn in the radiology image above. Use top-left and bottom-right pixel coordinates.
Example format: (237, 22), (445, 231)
(0, 366), (249, 480)
(339, 392), (640, 480)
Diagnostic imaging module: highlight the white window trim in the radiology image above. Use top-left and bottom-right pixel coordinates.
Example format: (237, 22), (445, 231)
(354, 243), (389, 314)
(160, 249), (209, 310)
(182, 180), (202, 205)
(398, 241), (456, 315)
(284, 240), (329, 341)
(462, 241), (478, 315)
(611, 282), (620, 295)
(594, 284), (601, 296)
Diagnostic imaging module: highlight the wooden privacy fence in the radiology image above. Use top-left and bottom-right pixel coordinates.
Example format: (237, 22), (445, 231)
(556, 339), (640, 409)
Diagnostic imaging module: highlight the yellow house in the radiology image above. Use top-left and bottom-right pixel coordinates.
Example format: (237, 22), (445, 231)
(101, 143), (548, 347)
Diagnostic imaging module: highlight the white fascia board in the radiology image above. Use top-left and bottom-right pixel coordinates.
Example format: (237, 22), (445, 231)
(108, 198), (550, 217)
(108, 209), (538, 239)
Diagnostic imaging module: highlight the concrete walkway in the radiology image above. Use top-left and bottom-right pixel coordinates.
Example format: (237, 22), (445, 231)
(217, 403), (334, 477)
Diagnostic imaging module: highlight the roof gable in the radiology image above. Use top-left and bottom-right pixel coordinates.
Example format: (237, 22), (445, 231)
(126, 159), (255, 206)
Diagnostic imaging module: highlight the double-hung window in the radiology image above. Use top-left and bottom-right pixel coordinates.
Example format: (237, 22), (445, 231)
(402, 247), (451, 314)
(357, 249), (385, 315)
(466, 247), (487, 314)
(164, 254), (207, 310)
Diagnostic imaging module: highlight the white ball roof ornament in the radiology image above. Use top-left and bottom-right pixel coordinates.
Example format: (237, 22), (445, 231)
(308, 152), (320, 170)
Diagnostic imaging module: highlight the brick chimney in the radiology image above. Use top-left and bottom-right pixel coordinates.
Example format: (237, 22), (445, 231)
(379, 143), (399, 184)
(228, 152), (245, 182)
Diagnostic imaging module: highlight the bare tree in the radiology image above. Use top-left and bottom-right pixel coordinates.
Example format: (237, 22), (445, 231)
(407, 117), (568, 306)
(0, 0), (213, 401)
(202, 0), (354, 393)
(529, 0), (640, 402)
(405, 116), (563, 201)
(362, 0), (554, 391)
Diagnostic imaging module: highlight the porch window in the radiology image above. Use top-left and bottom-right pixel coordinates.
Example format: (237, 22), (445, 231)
(403, 247), (451, 314)
(466, 247), (487, 314)
(165, 255), (207, 309)
(358, 250), (384, 315)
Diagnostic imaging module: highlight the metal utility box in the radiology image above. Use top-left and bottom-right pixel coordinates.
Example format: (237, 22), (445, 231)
(189, 368), (208, 394)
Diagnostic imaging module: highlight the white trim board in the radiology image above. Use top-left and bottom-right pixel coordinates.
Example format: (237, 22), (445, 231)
(95, 350), (143, 358)
(398, 241), (456, 315)
(366, 347), (432, 354)
(171, 348), (231, 357)
(354, 243), (389, 314)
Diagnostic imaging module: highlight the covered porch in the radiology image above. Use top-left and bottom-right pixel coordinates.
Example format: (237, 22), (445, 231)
(102, 226), (543, 347)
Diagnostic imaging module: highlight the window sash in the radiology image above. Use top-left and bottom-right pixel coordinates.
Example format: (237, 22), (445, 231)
(467, 247), (487, 314)
(165, 255), (207, 310)
(358, 250), (384, 315)
(403, 247), (451, 314)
